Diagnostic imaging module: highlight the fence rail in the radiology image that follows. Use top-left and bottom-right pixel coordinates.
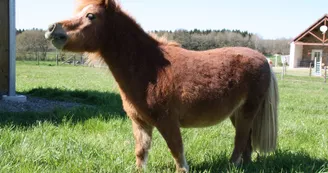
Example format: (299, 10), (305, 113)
(273, 66), (328, 83)
(16, 51), (87, 66)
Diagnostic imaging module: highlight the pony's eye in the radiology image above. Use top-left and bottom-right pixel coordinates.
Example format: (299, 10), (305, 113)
(86, 13), (96, 20)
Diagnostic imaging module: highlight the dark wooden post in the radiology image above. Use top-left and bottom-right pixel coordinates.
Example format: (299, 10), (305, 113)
(1, 0), (26, 102)
(81, 54), (83, 65)
(0, 0), (10, 95)
(56, 51), (59, 66)
(309, 63), (312, 77)
(324, 66), (327, 83)
(281, 58), (286, 80)
(37, 53), (39, 65)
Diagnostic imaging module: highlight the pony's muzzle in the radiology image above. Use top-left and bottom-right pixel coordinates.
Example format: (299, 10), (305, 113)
(45, 23), (68, 49)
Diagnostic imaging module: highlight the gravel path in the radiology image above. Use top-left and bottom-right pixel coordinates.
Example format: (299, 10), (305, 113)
(0, 97), (85, 113)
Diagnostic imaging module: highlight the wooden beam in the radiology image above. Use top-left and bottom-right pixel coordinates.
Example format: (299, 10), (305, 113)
(296, 19), (325, 42)
(324, 20), (327, 43)
(0, 0), (9, 95)
(295, 42), (328, 46)
(323, 34), (326, 43)
(309, 31), (323, 42)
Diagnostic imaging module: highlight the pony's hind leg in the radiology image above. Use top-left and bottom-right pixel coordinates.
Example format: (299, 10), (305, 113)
(132, 119), (153, 169)
(230, 99), (262, 166)
(242, 130), (253, 164)
(230, 116), (253, 164)
(230, 114), (253, 165)
(156, 117), (189, 173)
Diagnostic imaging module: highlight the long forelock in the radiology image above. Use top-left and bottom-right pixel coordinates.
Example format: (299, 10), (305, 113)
(75, 0), (120, 13)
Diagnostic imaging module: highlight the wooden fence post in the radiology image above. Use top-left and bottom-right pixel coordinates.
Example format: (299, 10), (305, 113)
(324, 66), (327, 83)
(281, 61), (286, 80)
(37, 53), (39, 65)
(309, 63), (312, 77)
(81, 55), (83, 65)
(56, 51), (59, 66)
(56, 54), (59, 66)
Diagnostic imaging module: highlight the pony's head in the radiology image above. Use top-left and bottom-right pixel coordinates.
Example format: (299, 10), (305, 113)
(45, 0), (119, 52)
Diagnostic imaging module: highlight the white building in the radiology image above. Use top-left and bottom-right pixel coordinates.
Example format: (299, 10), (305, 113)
(289, 14), (328, 76)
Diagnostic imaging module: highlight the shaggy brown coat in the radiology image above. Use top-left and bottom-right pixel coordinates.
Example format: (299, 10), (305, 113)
(45, 0), (279, 172)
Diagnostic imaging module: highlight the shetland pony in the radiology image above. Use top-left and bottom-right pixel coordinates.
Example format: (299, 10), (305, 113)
(45, 0), (279, 172)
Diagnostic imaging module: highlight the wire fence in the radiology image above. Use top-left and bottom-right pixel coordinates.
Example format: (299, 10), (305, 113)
(16, 51), (87, 66)
(273, 66), (328, 83)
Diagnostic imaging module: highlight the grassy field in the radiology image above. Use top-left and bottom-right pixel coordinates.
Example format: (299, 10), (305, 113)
(0, 62), (327, 173)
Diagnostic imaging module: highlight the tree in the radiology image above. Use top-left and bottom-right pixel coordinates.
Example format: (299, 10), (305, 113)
(16, 30), (53, 62)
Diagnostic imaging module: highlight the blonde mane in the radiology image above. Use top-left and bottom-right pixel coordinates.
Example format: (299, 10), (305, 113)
(149, 33), (181, 47)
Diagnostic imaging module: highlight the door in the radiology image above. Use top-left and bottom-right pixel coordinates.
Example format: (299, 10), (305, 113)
(312, 50), (322, 76)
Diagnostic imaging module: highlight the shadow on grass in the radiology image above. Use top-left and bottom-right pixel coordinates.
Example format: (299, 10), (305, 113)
(0, 87), (126, 127)
(190, 150), (328, 173)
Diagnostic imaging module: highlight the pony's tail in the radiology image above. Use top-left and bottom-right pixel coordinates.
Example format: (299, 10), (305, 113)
(251, 68), (279, 153)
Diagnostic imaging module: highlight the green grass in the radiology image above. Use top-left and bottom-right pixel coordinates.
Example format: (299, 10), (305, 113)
(0, 61), (327, 173)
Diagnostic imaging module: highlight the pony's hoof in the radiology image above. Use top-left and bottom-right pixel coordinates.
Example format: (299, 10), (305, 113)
(135, 167), (143, 173)
(135, 163), (146, 173)
(242, 158), (252, 165)
(177, 167), (189, 173)
(230, 156), (242, 167)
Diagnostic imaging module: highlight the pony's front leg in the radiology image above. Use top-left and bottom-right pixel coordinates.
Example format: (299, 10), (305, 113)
(132, 119), (153, 169)
(156, 117), (189, 173)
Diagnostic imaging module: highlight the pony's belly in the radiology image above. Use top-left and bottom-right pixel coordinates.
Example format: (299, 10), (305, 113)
(179, 110), (231, 128)
(178, 99), (245, 128)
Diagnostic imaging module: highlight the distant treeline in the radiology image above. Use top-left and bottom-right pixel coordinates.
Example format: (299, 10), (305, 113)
(151, 29), (291, 55)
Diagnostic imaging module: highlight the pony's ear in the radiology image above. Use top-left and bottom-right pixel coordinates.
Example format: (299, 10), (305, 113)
(104, 0), (118, 11)
(104, 0), (110, 6)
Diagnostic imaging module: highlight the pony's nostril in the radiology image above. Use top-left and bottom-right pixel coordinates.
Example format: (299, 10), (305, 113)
(48, 24), (56, 32)
(54, 33), (67, 40)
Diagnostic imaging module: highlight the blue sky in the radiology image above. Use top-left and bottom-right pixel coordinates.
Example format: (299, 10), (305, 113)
(16, 0), (327, 39)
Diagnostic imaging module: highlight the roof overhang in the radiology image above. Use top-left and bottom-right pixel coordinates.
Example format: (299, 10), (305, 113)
(292, 14), (328, 46)
(294, 42), (328, 46)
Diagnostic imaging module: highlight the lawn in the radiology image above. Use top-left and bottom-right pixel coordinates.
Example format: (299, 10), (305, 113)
(0, 62), (327, 173)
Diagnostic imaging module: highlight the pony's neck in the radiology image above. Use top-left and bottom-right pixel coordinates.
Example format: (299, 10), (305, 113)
(98, 11), (169, 103)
